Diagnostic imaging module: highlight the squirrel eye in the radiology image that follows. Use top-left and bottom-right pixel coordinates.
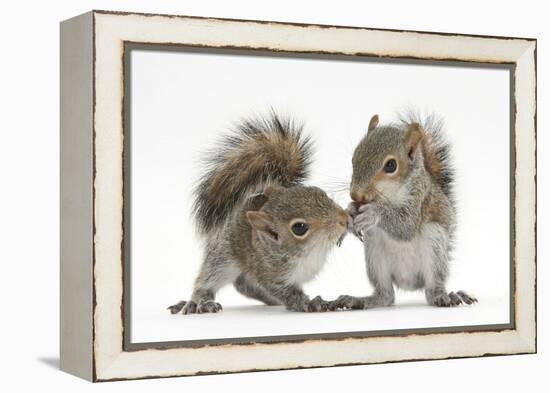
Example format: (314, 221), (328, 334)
(383, 158), (397, 174)
(291, 222), (309, 237)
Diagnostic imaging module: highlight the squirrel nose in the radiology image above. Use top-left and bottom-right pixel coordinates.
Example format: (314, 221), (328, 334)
(350, 190), (368, 204)
(337, 210), (348, 227)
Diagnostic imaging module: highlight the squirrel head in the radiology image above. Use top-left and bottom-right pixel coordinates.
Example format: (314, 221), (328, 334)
(350, 114), (425, 205)
(245, 185), (348, 253)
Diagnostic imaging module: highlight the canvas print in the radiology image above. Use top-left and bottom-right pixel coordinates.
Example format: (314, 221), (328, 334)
(127, 46), (510, 345)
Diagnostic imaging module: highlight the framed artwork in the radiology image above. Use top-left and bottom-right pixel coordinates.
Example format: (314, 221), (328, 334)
(60, 10), (537, 381)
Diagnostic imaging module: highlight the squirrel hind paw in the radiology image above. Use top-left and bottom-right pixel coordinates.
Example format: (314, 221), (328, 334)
(432, 291), (477, 307)
(432, 293), (458, 307)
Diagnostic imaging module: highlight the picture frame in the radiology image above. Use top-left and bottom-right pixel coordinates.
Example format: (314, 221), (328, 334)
(60, 10), (537, 381)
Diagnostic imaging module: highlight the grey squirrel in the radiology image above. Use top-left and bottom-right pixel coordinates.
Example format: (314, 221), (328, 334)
(331, 114), (477, 310)
(168, 112), (348, 314)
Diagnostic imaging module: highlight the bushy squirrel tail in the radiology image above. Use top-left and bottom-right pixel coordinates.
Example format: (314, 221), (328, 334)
(400, 112), (454, 199)
(192, 111), (313, 234)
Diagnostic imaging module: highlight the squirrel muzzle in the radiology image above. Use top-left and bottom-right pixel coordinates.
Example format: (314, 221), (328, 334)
(350, 189), (375, 205)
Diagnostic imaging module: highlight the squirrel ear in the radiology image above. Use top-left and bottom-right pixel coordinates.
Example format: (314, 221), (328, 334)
(246, 211), (280, 243)
(405, 123), (424, 161)
(368, 114), (379, 132)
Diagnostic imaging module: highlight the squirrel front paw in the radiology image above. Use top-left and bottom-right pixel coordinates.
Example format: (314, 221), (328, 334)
(346, 201), (360, 218)
(287, 296), (329, 312)
(197, 300), (223, 313)
(346, 202), (363, 240)
(167, 300), (198, 314)
(167, 300), (223, 314)
(167, 300), (187, 314)
(307, 295), (330, 312)
(329, 295), (365, 310)
(353, 203), (381, 233)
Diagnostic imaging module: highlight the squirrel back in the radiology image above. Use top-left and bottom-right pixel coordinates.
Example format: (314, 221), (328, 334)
(193, 112), (313, 234)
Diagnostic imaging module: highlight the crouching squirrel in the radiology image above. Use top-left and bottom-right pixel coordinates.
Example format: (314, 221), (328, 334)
(331, 114), (477, 310)
(169, 113), (349, 314)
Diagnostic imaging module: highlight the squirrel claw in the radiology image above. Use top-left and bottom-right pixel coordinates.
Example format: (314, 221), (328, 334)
(197, 300), (223, 314)
(166, 300), (197, 314)
(329, 295), (365, 311)
(181, 300), (198, 314)
(167, 300), (187, 314)
(308, 296), (330, 312)
(457, 290), (478, 305)
(353, 204), (381, 233)
(346, 204), (363, 242)
(432, 293), (456, 307)
(348, 225), (363, 242)
(448, 292), (463, 307)
(169, 300), (223, 314)
(431, 291), (477, 307)
(432, 291), (476, 307)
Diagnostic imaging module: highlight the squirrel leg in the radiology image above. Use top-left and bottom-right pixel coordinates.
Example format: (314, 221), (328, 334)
(330, 237), (395, 310)
(257, 280), (328, 312)
(233, 273), (281, 306)
(424, 230), (457, 307)
(424, 230), (477, 307)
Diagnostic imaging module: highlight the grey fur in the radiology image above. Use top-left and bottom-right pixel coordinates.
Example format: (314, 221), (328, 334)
(398, 112), (455, 199)
(331, 114), (476, 311)
(234, 273), (281, 306)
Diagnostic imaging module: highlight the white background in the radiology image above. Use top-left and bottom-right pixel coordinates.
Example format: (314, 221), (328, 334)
(0, 0), (546, 392)
(130, 48), (510, 343)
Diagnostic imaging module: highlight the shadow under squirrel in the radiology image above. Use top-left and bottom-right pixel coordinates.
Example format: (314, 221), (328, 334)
(168, 113), (348, 314)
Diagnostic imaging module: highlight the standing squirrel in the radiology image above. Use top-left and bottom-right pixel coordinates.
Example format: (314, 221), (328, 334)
(331, 114), (477, 310)
(169, 113), (348, 314)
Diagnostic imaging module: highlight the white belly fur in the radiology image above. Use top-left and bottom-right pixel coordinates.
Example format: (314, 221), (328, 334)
(287, 242), (331, 285)
(364, 223), (446, 290)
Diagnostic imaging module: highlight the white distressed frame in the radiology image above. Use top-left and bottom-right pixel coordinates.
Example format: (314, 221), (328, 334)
(60, 10), (536, 381)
